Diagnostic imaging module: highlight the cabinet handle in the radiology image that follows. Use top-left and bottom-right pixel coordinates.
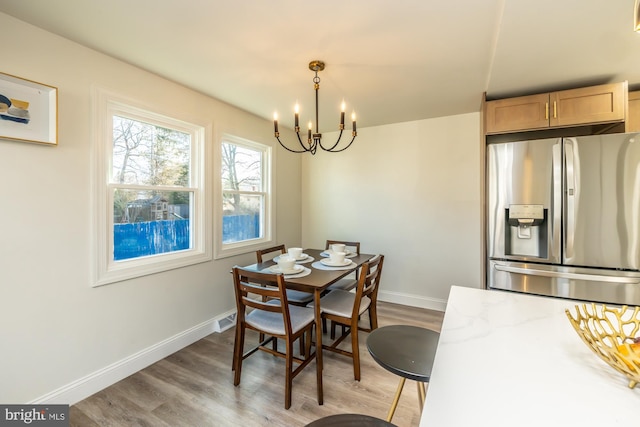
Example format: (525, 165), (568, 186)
(553, 101), (557, 118)
(545, 102), (549, 120)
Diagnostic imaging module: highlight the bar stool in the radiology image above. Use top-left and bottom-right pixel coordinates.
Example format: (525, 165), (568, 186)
(305, 414), (397, 426)
(366, 325), (440, 422)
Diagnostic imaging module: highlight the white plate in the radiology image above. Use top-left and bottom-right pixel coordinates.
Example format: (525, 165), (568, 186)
(320, 258), (352, 267)
(269, 264), (304, 275)
(321, 250), (356, 258)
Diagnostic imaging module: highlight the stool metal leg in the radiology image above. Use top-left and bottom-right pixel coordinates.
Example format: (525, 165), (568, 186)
(386, 377), (406, 422)
(417, 381), (426, 412)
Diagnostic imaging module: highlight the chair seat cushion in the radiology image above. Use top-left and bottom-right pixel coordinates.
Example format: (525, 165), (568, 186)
(327, 278), (357, 292)
(312, 290), (371, 318)
(286, 289), (314, 304)
(246, 303), (315, 335)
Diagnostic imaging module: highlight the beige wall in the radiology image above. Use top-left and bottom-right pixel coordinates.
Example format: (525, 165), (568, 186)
(301, 113), (483, 310)
(0, 13), (301, 403)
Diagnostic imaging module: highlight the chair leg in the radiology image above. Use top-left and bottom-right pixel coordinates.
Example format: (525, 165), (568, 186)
(285, 338), (294, 409)
(386, 377), (406, 422)
(299, 333), (305, 356)
(233, 324), (246, 386)
(232, 323), (241, 372)
(305, 327), (312, 357)
(314, 324), (323, 405)
(351, 320), (361, 381)
(369, 304), (378, 330)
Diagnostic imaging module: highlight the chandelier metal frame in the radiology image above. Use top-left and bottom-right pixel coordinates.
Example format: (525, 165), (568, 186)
(273, 60), (357, 155)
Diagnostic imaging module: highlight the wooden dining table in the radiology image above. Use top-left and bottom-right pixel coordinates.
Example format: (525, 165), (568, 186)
(240, 248), (374, 405)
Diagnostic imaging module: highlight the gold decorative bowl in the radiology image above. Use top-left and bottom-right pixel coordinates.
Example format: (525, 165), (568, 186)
(565, 304), (640, 389)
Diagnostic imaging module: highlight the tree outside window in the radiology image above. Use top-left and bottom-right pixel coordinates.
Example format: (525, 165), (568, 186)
(215, 135), (273, 258)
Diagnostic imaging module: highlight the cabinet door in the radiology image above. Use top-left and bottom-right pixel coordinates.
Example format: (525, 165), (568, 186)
(550, 82), (626, 127)
(628, 91), (640, 132)
(485, 93), (549, 134)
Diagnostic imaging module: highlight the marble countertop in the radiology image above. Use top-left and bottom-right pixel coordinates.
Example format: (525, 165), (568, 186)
(420, 286), (640, 426)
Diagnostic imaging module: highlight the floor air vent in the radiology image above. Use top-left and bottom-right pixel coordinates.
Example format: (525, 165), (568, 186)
(213, 312), (236, 333)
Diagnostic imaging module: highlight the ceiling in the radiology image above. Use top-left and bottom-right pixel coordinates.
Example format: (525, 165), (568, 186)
(1, 0), (639, 132)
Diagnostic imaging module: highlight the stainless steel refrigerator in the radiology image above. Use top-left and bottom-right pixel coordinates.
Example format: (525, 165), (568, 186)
(487, 133), (640, 305)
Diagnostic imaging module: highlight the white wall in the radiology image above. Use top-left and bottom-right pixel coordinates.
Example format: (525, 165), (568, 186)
(0, 13), (301, 404)
(301, 113), (483, 310)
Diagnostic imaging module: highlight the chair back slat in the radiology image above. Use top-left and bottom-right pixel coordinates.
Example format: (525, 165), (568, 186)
(256, 244), (286, 263)
(239, 282), (285, 313)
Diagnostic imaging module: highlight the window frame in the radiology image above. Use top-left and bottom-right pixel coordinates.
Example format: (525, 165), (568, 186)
(214, 134), (274, 259)
(91, 87), (212, 286)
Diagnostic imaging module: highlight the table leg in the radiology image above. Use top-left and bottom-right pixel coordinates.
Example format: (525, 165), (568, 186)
(314, 289), (323, 405)
(386, 377), (405, 422)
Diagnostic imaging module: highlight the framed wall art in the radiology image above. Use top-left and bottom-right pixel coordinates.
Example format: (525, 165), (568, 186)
(0, 72), (58, 146)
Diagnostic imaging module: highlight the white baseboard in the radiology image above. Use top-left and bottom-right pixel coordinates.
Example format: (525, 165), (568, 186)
(31, 314), (228, 405)
(378, 290), (447, 312)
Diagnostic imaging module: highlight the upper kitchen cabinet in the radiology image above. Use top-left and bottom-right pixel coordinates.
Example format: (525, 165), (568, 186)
(628, 91), (640, 132)
(485, 82), (627, 135)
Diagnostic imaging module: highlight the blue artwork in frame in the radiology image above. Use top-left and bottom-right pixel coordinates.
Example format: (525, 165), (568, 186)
(0, 72), (57, 145)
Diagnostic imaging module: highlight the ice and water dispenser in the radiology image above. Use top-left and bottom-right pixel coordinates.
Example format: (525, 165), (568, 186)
(504, 204), (548, 258)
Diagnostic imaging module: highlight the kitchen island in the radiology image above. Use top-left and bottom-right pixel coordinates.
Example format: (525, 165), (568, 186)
(420, 286), (640, 426)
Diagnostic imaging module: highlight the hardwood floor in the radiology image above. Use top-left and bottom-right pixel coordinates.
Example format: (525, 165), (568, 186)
(70, 302), (444, 427)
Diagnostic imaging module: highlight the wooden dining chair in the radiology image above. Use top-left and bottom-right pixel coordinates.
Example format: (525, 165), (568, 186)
(324, 240), (361, 292)
(256, 245), (314, 306)
(325, 240), (361, 255)
(231, 266), (321, 409)
(313, 254), (385, 381)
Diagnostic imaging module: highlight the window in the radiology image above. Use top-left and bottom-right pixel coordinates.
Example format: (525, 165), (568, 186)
(214, 135), (273, 258)
(92, 88), (211, 286)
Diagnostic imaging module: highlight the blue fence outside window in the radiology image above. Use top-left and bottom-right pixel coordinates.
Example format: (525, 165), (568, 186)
(114, 215), (259, 260)
(222, 214), (260, 243)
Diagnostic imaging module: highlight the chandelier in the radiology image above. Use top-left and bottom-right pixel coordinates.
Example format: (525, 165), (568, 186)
(273, 60), (357, 155)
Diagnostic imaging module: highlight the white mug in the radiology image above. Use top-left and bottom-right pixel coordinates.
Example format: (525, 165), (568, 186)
(331, 243), (346, 254)
(288, 247), (303, 259)
(329, 251), (346, 264)
(277, 256), (296, 272)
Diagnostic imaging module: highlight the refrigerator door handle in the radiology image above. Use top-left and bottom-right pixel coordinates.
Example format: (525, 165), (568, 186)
(552, 142), (562, 259)
(494, 264), (640, 284)
(564, 139), (576, 258)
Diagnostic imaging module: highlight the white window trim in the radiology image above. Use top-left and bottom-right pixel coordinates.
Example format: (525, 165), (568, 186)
(214, 134), (275, 259)
(91, 87), (212, 286)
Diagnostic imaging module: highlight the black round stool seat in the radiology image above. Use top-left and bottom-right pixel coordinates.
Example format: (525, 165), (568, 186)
(305, 413), (397, 426)
(366, 325), (439, 382)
